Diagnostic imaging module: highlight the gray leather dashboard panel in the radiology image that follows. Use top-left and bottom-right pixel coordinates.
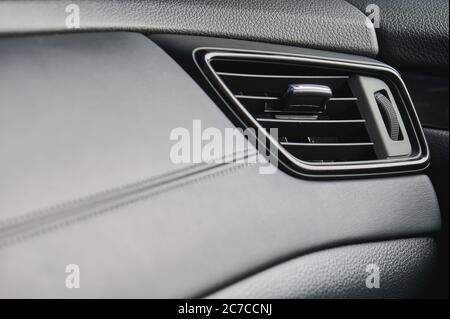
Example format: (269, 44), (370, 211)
(0, 32), (248, 220)
(0, 32), (441, 298)
(0, 0), (378, 57)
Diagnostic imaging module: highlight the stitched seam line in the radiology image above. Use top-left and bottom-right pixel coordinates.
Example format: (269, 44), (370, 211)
(0, 149), (255, 229)
(0, 163), (208, 229)
(0, 160), (256, 249)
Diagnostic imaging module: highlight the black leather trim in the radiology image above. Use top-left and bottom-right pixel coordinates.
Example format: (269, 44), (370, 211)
(209, 238), (438, 299)
(347, 0), (449, 71)
(403, 73), (449, 130)
(424, 128), (449, 298)
(425, 128), (449, 216)
(0, 0), (378, 57)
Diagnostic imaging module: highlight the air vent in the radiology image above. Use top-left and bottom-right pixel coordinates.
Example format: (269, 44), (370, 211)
(196, 50), (429, 177)
(211, 60), (375, 163)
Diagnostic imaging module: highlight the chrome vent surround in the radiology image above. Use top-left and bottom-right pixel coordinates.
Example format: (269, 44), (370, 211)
(195, 49), (429, 177)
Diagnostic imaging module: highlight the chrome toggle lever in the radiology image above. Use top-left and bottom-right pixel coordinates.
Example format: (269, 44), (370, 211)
(281, 84), (332, 113)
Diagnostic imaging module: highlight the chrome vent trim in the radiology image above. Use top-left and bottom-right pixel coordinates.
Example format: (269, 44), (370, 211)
(194, 49), (430, 177)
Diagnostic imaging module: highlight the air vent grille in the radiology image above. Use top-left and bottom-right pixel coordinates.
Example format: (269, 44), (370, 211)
(211, 58), (376, 162)
(197, 49), (429, 176)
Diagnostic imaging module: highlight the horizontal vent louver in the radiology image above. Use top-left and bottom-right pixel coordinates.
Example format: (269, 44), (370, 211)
(210, 58), (376, 163)
(195, 49), (428, 176)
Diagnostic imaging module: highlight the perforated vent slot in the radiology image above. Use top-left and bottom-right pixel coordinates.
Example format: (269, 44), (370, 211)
(210, 58), (376, 162)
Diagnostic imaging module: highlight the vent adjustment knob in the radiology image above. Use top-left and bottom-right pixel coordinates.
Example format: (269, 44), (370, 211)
(374, 91), (401, 141)
(281, 84), (332, 113)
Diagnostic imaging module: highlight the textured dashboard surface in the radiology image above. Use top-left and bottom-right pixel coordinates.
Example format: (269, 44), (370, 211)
(425, 128), (449, 298)
(0, 32), (441, 298)
(210, 238), (437, 299)
(0, 163), (441, 298)
(426, 129), (450, 208)
(347, 0), (449, 70)
(0, 0), (378, 57)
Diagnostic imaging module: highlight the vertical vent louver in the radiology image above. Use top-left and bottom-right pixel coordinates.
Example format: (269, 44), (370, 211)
(198, 50), (429, 177)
